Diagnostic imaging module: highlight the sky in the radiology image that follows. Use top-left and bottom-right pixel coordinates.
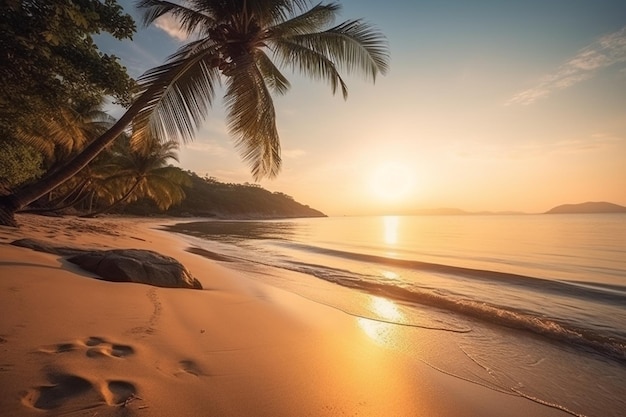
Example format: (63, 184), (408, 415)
(97, 0), (626, 216)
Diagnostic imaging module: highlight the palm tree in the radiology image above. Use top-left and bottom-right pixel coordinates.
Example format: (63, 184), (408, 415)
(12, 102), (117, 209)
(84, 138), (191, 216)
(15, 101), (115, 167)
(0, 0), (389, 225)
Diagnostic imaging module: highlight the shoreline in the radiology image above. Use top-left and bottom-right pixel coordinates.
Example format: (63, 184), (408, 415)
(0, 214), (571, 416)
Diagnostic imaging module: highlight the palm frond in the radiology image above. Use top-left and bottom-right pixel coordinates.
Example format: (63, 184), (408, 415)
(242, 0), (313, 27)
(223, 57), (281, 179)
(287, 19), (390, 83)
(271, 39), (348, 98)
(255, 50), (290, 95)
(138, 0), (216, 36)
(132, 43), (220, 145)
(268, 3), (339, 36)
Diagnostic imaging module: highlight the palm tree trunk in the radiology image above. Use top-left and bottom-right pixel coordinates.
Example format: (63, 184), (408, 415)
(26, 178), (91, 212)
(82, 178), (142, 218)
(0, 90), (154, 227)
(20, 183), (92, 214)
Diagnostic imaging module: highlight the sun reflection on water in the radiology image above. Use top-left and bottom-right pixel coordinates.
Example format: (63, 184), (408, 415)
(383, 216), (399, 245)
(381, 270), (399, 280)
(357, 296), (404, 344)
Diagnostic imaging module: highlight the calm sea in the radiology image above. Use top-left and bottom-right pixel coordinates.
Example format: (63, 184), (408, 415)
(165, 214), (626, 417)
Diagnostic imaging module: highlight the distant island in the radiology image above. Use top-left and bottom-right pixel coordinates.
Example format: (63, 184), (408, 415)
(545, 202), (626, 214)
(403, 202), (626, 216)
(407, 208), (525, 216)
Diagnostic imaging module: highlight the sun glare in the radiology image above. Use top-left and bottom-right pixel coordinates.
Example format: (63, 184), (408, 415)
(357, 296), (404, 344)
(370, 162), (414, 202)
(383, 215), (399, 244)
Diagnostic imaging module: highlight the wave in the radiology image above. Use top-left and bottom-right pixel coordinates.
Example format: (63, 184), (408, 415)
(180, 233), (626, 364)
(282, 258), (626, 364)
(277, 242), (626, 305)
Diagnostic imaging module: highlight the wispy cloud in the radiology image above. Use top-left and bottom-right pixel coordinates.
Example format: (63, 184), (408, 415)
(453, 133), (624, 161)
(508, 26), (626, 105)
(154, 15), (188, 42)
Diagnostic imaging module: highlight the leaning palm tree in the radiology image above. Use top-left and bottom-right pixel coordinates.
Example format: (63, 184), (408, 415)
(14, 102), (117, 209)
(0, 0), (389, 226)
(84, 138), (191, 216)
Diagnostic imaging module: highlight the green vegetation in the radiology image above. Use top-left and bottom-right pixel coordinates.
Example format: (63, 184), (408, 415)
(123, 173), (326, 219)
(83, 138), (191, 216)
(0, 140), (44, 190)
(16, 135), (323, 219)
(1, 0), (388, 225)
(0, 0), (135, 139)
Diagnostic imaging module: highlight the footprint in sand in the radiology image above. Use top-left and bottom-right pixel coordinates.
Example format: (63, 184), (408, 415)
(84, 336), (135, 358)
(39, 336), (135, 358)
(38, 342), (79, 354)
(103, 380), (138, 406)
(21, 371), (98, 410)
(22, 372), (139, 411)
(25, 337), (141, 412)
(177, 359), (206, 377)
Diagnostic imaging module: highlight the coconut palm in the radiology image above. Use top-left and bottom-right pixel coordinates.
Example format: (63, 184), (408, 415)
(10, 101), (116, 210)
(84, 138), (191, 216)
(0, 0), (389, 225)
(15, 101), (115, 168)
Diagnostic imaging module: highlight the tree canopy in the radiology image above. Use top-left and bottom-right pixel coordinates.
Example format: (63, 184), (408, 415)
(0, 0), (137, 139)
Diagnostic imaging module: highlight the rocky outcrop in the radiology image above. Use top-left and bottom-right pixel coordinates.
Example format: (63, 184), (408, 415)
(10, 239), (202, 289)
(67, 249), (202, 289)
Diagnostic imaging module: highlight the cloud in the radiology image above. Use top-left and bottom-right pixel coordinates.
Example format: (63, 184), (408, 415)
(453, 133), (624, 161)
(154, 15), (188, 42)
(508, 26), (626, 105)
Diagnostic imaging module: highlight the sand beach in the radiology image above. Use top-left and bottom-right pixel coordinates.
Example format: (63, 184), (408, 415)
(0, 214), (574, 416)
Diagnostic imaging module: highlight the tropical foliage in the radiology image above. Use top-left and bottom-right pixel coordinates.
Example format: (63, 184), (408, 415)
(123, 173), (325, 219)
(0, 0), (388, 225)
(134, 0), (389, 179)
(0, 140), (44, 190)
(84, 137), (191, 216)
(0, 0), (136, 139)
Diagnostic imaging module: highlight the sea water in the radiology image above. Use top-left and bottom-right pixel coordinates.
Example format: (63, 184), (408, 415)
(165, 214), (626, 417)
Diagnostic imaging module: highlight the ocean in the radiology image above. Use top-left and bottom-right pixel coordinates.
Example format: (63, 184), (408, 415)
(164, 214), (626, 417)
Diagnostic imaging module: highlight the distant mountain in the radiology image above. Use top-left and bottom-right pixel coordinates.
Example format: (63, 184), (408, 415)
(408, 208), (526, 216)
(545, 202), (626, 214)
(411, 207), (469, 216)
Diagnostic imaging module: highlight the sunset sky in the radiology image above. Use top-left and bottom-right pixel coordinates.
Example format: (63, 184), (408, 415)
(98, 0), (626, 215)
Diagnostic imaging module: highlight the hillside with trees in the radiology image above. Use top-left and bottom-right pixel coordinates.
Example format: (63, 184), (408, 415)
(123, 172), (326, 219)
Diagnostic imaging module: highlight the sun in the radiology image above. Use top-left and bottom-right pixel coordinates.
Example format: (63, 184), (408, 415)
(370, 162), (414, 202)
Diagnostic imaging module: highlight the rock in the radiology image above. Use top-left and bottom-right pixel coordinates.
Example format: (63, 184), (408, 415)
(67, 249), (202, 289)
(10, 238), (86, 256)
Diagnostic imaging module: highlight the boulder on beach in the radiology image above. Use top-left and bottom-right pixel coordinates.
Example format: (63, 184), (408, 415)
(11, 239), (202, 289)
(67, 249), (203, 289)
